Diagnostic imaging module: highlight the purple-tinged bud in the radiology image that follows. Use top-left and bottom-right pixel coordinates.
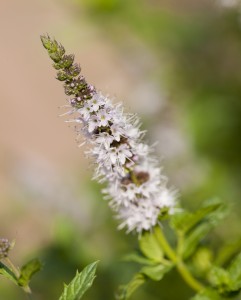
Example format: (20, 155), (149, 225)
(0, 238), (11, 259)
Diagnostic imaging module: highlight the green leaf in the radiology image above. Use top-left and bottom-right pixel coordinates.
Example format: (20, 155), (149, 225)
(228, 251), (241, 290)
(171, 200), (224, 234)
(215, 238), (241, 266)
(182, 200), (228, 259)
(206, 255), (241, 296)
(59, 261), (98, 300)
(0, 262), (18, 285)
(18, 258), (42, 287)
(170, 210), (190, 232)
(122, 253), (156, 266)
(191, 289), (221, 300)
(207, 266), (241, 297)
(139, 227), (163, 262)
(208, 266), (232, 291)
(228, 251), (241, 281)
(140, 263), (173, 281)
(117, 273), (146, 300)
(183, 223), (213, 259)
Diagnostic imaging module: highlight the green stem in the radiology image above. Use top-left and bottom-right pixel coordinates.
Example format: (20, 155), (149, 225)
(155, 227), (204, 293)
(177, 261), (204, 292)
(4, 258), (32, 294)
(155, 227), (177, 263)
(5, 257), (20, 277)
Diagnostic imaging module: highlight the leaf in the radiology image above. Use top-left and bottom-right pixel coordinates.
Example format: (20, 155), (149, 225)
(215, 238), (241, 266)
(191, 289), (221, 300)
(139, 227), (163, 262)
(59, 261), (98, 300)
(0, 262), (18, 285)
(117, 273), (146, 300)
(207, 256), (241, 296)
(171, 200), (224, 234)
(228, 251), (241, 281)
(122, 253), (156, 266)
(170, 210), (190, 232)
(228, 251), (241, 290)
(183, 223), (213, 259)
(18, 258), (42, 287)
(182, 200), (228, 260)
(208, 266), (232, 291)
(140, 263), (173, 281)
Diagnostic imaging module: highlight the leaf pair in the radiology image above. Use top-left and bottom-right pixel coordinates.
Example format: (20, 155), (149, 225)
(118, 227), (173, 299)
(0, 258), (42, 293)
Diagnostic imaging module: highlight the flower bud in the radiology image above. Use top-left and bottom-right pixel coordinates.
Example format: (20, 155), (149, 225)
(0, 238), (11, 259)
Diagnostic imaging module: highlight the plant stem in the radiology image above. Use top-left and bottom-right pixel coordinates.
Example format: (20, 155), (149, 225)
(5, 257), (20, 277)
(177, 261), (204, 292)
(155, 227), (204, 293)
(4, 257), (32, 294)
(155, 227), (177, 263)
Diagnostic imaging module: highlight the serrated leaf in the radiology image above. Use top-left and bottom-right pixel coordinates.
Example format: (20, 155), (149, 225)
(18, 258), (42, 287)
(139, 228), (163, 262)
(141, 263), (173, 281)
(0, 262), (18, 284)
(59, 261), (98, 300)
(117, 273), (146, 300)
(122, 253), (156, 266)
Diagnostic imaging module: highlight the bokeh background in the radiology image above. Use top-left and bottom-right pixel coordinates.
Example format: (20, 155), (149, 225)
(1, 0), (241, 299)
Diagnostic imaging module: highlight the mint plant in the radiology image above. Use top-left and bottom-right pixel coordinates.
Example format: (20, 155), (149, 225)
(40, 35), (241, 300)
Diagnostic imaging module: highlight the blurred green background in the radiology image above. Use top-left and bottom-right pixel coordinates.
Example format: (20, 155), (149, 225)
(1, 0), (241, 299)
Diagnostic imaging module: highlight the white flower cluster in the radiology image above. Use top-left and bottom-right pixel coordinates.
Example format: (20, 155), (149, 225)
(40, 35), (177, 233)
(69, 90), (177, 233)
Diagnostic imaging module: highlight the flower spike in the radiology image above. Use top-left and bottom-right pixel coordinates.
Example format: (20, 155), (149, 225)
(41, 35), (177, 233)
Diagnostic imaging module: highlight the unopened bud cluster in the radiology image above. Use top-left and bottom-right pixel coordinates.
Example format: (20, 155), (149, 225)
(0, 238), (11, 259)
(41, 35), (177, 233)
